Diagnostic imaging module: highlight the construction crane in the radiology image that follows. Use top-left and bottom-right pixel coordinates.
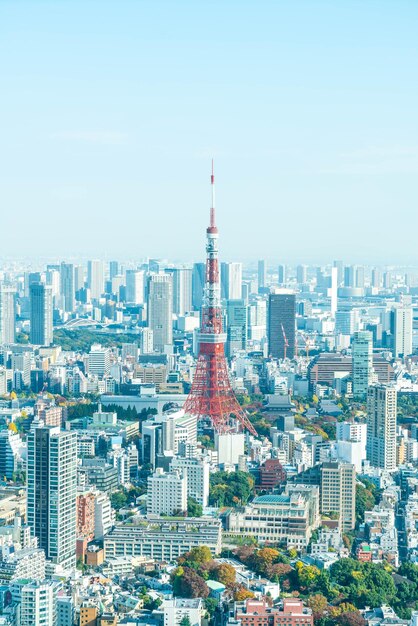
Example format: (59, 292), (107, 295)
(281, 323), (289, 360)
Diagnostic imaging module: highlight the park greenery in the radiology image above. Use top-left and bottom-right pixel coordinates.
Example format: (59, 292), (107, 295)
(209, 471), (254, 507)
(232, 544), (418, 621)
(355, 478), (380, 526)
(53, 327), (141, 351)
(171, 546), (252, 603)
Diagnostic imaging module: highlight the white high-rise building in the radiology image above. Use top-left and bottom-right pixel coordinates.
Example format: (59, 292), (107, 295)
(27, 425), (77, 568)
(94, 491), (115, 540)
(221, 262), (242, 300)
(352, 330), (373, 398)
(391, 305), (413, 358)
(336, 421), (367, 445)
(87, 259), (105, 300)
(320, 461), (356, 531)
(170, 455), (210, 507)
(11, 579), (56, 626)
(169, 268), (192, 316)
(147, 274), (173, 352)
(366, 384), (397, 471)
(215, 432), (245, 466)
(0, 285), (16, 344)
(88, 344), (111, 377)
(336, 421), (367, 470)
(141, 328), (154, 354)
(147, 468), (188, 516)
(335, 309), (359, 336)
(125, 269), (145, 304)
(329, 266), (338, 317)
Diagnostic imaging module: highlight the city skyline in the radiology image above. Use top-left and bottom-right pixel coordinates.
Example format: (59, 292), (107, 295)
(1, 1), (418, 261)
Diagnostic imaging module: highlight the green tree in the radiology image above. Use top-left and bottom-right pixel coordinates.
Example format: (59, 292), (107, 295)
(188, 546), (212, 564)
(110, 490), (128, 510)
(209, 471), (254, 507)
(187, 498), (203, 517)
(204, 598), (218, 617)
(355, 480), (379, 525)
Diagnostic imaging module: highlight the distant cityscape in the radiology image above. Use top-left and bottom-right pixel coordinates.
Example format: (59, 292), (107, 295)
(1, 174), (418, 626)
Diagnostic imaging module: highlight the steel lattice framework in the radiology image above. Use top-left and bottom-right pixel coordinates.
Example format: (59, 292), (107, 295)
(183, 163), (256, 436)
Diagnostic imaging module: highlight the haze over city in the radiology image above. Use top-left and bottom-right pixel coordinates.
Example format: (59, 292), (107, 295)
(1, 0), (418, 262)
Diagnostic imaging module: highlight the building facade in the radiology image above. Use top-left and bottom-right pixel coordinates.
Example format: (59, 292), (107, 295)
(27, 425), (77, 568)
(366, 384), (397, 471)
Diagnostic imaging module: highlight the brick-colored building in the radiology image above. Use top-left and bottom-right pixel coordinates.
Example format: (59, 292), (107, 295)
(35, 400), (63, 427)
(236, 599), (313, 626)
(258, 459), (286, 490)
(80, 605), (98, 626)
(77, 492), (95, 541)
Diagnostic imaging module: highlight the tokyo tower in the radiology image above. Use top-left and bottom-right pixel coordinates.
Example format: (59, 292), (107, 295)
(183, 163), (257, 436)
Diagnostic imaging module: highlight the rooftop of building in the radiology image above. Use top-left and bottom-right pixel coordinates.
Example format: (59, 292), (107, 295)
(253, 495), (290, 504)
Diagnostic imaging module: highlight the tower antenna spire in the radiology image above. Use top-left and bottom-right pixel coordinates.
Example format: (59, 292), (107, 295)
(210, 158), (216, 228)
(183, 163), (257, 436)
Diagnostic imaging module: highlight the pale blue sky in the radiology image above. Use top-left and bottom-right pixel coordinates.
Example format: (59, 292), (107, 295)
(1, 0), (417, 263)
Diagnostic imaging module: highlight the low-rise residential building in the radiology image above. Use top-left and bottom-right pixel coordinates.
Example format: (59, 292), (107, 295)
(235, 598), (313, 626)
(104, 517), (222, 561)
(163, 598), (203, 626)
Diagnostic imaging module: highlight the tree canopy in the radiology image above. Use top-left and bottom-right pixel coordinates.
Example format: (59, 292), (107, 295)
(209, 471), (254, 507)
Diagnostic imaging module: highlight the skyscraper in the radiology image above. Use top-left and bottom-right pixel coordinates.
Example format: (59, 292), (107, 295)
(352, 330), (373, 398)
(125, 269), (145, 304)
(390, 305), (413, 358)
(383, 271), (392, 290)
(366, 384), (397, 471)
(87, 259), (105, 300)
(221, 262), (242, 300)
(278, 264), (286, 285)
(29, 283), (53, 346)
(333, 260), (343, 286)
(344, 265), (356, 288)
(0, 285), (16, 344)
(296, 264), (307, 284)
(371, 267), (381, 289)
(320, 461), (356, 531)
(74, 265), (84, 293)
(168, 267), (193, 315)
(268, 291), (296, 359)
(27, 425), (77, 568)
(330, 266), (338, 316)
(335, 309), (359, 336)
(109, 260), (119, 280)
(226, 299), (247, 357)
(356, 265), (365, 289)
(192, 263), (206, 311)
(258, 259), (266, 291)
(60, 262), (75, 313)
(147, 274), (173, 352)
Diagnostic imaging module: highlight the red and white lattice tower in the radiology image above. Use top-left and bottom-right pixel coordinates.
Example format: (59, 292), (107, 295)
(183, 162), (256, 436)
